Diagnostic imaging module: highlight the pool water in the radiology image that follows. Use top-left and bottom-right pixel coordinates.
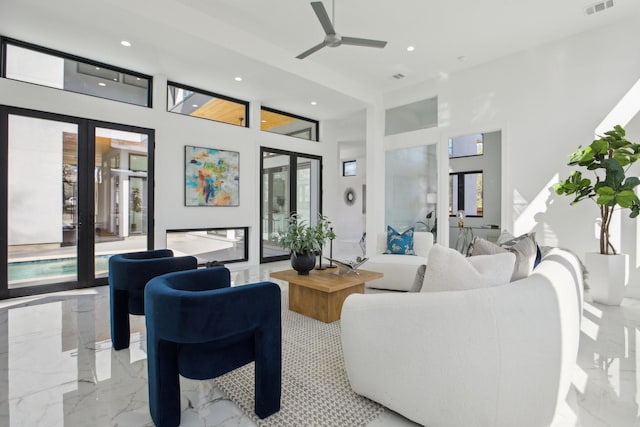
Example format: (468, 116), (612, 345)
(8, 255), (111, 283)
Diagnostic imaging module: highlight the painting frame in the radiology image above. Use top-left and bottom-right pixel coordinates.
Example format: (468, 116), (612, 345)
(184, 145), (240, 207)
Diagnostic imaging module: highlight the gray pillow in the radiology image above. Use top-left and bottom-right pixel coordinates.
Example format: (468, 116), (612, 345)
(408, 264), (427, 292)
(470, 233), (538, 281)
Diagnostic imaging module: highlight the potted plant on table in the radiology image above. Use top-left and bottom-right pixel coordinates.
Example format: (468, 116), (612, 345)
(272, 213), (336, 275)
(554, 125), (640, 305)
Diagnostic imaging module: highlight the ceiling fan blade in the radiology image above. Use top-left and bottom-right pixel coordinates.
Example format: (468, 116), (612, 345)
(311, 1), (335, 35)
(341, 36), (387, 48)
(296, 41), (329, 59)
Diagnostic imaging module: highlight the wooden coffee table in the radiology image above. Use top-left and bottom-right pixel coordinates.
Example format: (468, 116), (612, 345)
(270, 268), (383, 323)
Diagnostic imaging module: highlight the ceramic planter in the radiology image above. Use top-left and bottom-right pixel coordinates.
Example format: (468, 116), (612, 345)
(291, 252), (316, 275)
(585, 252), (628, 306)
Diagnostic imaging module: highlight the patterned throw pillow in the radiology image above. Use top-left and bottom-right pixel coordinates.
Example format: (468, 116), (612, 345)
(383, 226), (415, 255)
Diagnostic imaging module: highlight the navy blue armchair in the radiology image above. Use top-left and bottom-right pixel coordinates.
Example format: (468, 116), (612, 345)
(144, 267), (282, 427)
(109, 249), (198, 350)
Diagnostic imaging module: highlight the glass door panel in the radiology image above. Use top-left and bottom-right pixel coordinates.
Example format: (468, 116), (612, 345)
(94, 127), (149, 278)
(261, 151), (290, 261)
(7, 115), (79, 288)
(296, 156), (320, 227)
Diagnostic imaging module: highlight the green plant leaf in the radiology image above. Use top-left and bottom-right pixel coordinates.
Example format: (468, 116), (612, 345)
(600, 158), (624, 188)
(596, 186), (615, 205)
(617, 190), (637, 208)
(623, 176), (640, 190)
(589, 139), (609, 156)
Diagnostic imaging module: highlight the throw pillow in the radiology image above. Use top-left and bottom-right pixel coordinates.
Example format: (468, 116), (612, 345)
(383, 226), (415, 255)
(470, 232), (538, 281)
(408, 264), (427, 292)
(497, 230), (542, 267)
(421, 244), (515, 292)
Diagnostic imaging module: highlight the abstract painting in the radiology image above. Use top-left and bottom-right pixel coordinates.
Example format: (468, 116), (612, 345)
(185, 145), (239, 206)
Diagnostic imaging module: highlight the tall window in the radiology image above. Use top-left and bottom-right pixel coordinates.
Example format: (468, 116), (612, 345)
(167, 82), (249, 127)
(260, 107), (318, 141)
(1, 38), (152, 107)
(449, 171), (483, 217)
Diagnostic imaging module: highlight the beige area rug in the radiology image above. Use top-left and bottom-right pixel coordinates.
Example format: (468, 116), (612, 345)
(214, 293), (384, 426)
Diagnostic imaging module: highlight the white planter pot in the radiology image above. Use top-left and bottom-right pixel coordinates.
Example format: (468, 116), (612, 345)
(585, 252), (628, 306)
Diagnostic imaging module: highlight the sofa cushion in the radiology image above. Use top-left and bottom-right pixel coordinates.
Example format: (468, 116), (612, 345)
(498, 231), (542, 268)
(421, 244), (515, 292)
(408, 265), (427, 292)
(470, 232), (538, 281)
(383, 226), (415, 255)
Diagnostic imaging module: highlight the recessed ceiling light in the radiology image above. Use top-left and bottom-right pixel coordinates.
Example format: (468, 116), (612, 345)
(261, 120), (267, 123)
(113, 78), (118, 81)
(95, 67), (100, 70)
(192, 104), (199, 108)
(234, 76), (242, 81)
(311, 101), (317, 105)
(98, 82), (106, 87)
(407, 46), (415, 52)
(121, 40), (132, 47)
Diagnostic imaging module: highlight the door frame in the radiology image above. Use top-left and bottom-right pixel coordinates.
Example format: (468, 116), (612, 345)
(0, 105), (155, 299)
(259, 146), (323, 263)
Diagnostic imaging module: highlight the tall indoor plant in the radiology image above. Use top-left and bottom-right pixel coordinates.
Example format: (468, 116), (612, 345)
(554, 125), (640, 304)
(272, 213), (336, 275)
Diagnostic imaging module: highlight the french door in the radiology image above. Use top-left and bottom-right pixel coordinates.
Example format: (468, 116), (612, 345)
(260, 147), (322, 263)
(0, 106), (154, 298)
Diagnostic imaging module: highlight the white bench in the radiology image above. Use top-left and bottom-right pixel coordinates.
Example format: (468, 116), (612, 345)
(365, 231), (433, 292)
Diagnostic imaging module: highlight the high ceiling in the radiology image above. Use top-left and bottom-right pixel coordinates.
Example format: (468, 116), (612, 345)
(1, 0), (639, 122)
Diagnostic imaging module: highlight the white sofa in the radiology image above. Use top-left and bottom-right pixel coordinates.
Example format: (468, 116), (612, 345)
(364, 231), (434, 291)
(341, 248), (583, 427)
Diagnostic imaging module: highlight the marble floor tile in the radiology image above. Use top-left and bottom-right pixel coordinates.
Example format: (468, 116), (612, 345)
(0, 263), (639, 426)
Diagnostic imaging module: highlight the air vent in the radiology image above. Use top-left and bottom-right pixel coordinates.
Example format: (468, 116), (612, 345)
(392, 73), (405, 79)
(586, 0), (614, 15)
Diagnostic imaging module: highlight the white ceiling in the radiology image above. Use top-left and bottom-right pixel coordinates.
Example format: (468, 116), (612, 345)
(1, 0), (639, 123)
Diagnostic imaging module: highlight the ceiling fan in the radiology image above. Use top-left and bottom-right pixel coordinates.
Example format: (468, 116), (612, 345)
(296, 1), (387, 59)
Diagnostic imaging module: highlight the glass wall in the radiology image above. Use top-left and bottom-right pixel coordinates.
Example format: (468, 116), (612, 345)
(167, 82), (249, 127)
(385, 144), (438, 236)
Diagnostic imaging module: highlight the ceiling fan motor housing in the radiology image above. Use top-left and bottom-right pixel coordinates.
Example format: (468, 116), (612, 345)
(325, 33), (342, 47)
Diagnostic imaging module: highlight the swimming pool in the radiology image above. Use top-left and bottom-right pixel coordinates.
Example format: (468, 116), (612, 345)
(8, 255), (111, 283)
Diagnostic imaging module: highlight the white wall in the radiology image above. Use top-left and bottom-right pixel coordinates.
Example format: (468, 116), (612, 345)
(382, 17), (640, 294)
(0, 75), (340, 266)
(336, 152), (366, 242)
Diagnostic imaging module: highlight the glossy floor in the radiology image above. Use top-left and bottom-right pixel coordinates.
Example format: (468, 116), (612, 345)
(0, 261), (637, 426)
